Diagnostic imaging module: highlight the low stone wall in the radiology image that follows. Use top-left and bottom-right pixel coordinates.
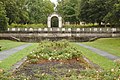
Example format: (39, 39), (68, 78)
(7, 28), (120, 33)
(0, 28), (120, 42)
(0, 32), (120, 42)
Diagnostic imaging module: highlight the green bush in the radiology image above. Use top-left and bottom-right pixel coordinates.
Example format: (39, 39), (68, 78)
(27, 40), (82, 62)
(63, 24), (98, 28)
(9, 23), (47, 28)
(29, 59), (39, 64)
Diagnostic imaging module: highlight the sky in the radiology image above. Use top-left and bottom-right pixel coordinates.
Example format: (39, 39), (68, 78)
(50, 0), (58, 10)
(50, 0), (58, 5)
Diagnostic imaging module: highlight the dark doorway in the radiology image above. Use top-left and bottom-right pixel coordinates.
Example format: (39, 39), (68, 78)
(51, 16), (59, 27)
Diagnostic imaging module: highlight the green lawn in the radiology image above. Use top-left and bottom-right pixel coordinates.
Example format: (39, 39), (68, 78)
(83, 38), (120, 57)
(73, 43), (116, 70)
(0, 38), (118, 71)
(0, 40), (25, 51)
(0, 43), (38, 71)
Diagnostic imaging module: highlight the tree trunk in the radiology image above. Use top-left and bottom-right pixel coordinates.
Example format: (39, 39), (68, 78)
(98, 22), (101, 26)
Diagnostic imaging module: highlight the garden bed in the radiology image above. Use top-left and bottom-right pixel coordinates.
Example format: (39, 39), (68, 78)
(13, 58), (89, 79)
(12, 40), (95, 79)
(1, 40), (120, 80)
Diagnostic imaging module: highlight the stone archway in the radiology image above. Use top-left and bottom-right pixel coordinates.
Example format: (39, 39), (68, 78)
(48, 13), (62, 28)
(51, 16), (59, 27)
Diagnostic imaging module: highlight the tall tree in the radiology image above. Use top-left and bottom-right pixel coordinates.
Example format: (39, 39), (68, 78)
(57, 0), (80, 24)
(0, 1), (8, 31)
(103, 0), (120, 26)
(3, 0), (19, 25)
(79, 0), (108, 25)
(16, 0), (29, 24)
(27, 0), (54, 24)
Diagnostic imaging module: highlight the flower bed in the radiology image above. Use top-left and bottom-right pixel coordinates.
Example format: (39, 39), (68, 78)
(27, 40), (85, 63)
(1, 40), (120, 80)
(12, 40), (92, 79)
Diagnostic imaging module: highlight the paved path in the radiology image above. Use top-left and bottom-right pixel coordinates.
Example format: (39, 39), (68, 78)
(0, 44), (31, 61)
(77, 43), (119, 60)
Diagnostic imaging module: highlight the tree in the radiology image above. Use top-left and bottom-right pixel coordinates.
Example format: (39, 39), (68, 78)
(3, 0), (19, 25)
(79, 0), (108, 25)
(0, 1), (8, 31)
(57, 0), (80, 24)
(103, 0), (120, 26)
(16, 0), (29, 24)
(27, 0), (54, 24)
(0, 0), (54, 25)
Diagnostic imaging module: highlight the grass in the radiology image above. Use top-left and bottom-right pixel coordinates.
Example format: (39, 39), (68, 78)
(83, 38), (120, 57)
(0, 39), (118, 71)
(73, 43), (116, 70)
(0, 43), (38, 71)
(0, 40), (25, 51)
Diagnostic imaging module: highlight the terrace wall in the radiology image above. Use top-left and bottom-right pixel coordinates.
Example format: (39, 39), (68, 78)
(0, 28), (120, 42)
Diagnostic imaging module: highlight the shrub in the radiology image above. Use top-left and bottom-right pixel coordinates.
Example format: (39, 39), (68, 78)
(29, 59), (39, 64)
(9, 23), (47, 28)
(63, 24), (98, 28)
(27, 40), (82, 62)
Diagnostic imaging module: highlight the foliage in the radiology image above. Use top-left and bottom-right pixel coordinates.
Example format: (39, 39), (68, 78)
(63, 24), (98, 28)
(57, 0), (80, 23)
(15, 0), (29, 24)
(79, 0), (108, 25)
(0, 0), (120, 28)
(26, 0), (54, 24)
(0, 0), (54, 30)
(0, 1), (8, 31)
(9, 23), (46, 28)
(2, 0), (19, 25)
(27, 40), (82, 62)
(57, 0), (120, 27)
(103, 0), (120, 26)
(0, 40), (120, 79)
(51, 16), (59, 27)
(0, 60), (120, 80)
(79, 61), (120, 80)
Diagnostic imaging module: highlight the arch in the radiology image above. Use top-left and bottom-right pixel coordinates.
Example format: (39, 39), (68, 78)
(47, 13), (62, 28)
(51, 16), (59, 27)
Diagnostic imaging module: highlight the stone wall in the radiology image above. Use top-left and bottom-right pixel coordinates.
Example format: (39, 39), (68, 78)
(7, 28), (120, 33)
(0, 28), (120, 42)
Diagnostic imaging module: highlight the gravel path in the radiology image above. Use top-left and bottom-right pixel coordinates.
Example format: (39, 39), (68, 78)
(0, 44), (31, 61)
(77, 43), (119, 60)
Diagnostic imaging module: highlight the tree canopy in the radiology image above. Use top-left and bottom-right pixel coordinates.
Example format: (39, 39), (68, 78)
(0, 1), (8, 31)
(0, 0), (54, 31)
(0, 0), (120, 31)
(27, 0), (54, 24)
(57, 0), (80, 24)
(57, 0), (120, 26)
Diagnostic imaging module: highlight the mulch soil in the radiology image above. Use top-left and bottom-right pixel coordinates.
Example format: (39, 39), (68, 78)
(13, 58), (92, 79)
